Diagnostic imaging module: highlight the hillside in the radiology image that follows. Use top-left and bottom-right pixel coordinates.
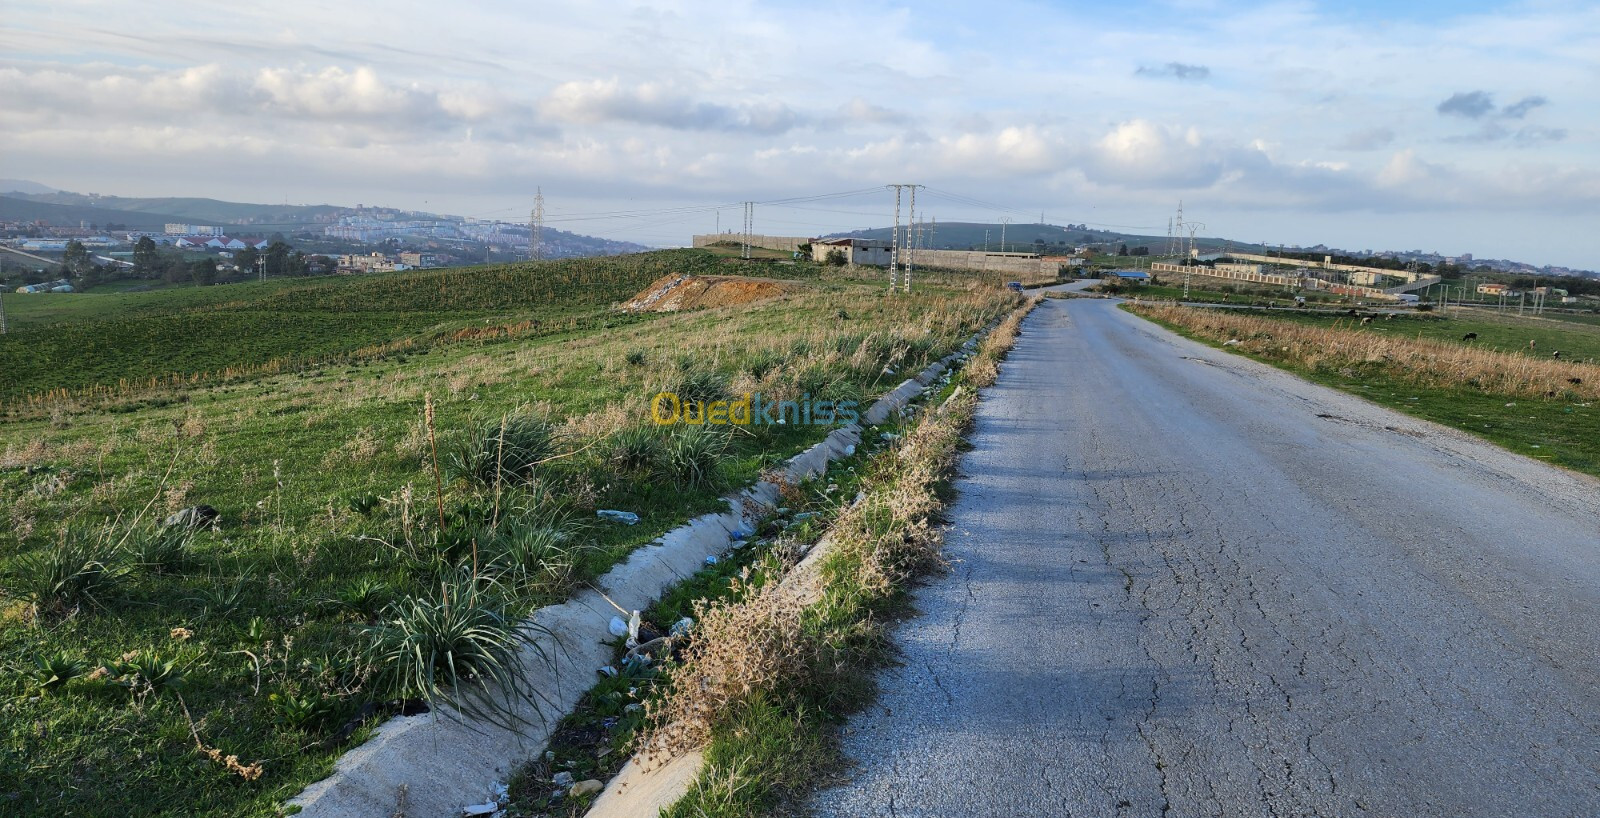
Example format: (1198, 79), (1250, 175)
(3, 191), (342, 228)
(0, 195), (171, 231)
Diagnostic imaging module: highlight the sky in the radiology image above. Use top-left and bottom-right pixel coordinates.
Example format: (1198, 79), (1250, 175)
(1, 0), (1597, 267)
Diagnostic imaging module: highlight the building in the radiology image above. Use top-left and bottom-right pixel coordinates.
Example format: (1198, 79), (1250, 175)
(810, 238), (893, 266)
(1477, 283), (1510, 296)
(165, 224), (223, 236)
(398, 252), (440, 268)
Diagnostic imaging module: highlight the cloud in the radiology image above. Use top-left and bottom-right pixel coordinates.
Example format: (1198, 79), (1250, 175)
(538, 79), (804, 135)
(1436, 91), (1494, 119)
(1333, 127), (1395, 151)
(1500, 95), (1547, 119)
(1136, 62), (1211, 80)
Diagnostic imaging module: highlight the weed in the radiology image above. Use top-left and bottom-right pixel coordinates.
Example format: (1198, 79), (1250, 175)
(30, 651), (89, 693)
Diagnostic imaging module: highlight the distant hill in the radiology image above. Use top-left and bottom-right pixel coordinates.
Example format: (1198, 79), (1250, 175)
(0, 179), (59, 195)
(825, 221), (1257, 256)
(0, 195), (170, 230)
(4, 191), (343, 228)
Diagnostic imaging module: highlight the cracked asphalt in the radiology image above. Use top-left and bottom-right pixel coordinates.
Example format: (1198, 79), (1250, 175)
(808, 295), (1600, 818)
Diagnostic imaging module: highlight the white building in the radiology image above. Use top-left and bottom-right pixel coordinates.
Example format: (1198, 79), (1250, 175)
(811, 237), (893, 267)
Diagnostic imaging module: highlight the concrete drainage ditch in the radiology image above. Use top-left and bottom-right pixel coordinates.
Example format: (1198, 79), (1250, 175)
(287, 323), (995, 818)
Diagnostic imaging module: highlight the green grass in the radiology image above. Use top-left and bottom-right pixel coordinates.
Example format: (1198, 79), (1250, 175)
(0, 250), (1012, 817)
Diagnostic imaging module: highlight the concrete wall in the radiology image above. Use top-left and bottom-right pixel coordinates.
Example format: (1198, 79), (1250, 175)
(692, 234), (809, 253)
(910, 249), (1060, 281)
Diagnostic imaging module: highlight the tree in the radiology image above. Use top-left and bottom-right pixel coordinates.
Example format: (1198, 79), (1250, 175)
(190, 258), (218, 286)
(824, 248), (848, 266)
(1117, 243), (1129, 256)
(63, 241), (92, 277)
(265, 240), (292, 277)
(235, 245), (259, 277)
(133, 237), (160, 278)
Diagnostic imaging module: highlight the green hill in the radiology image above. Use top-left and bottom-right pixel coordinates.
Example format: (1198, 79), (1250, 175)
(0, 195), (170, 230)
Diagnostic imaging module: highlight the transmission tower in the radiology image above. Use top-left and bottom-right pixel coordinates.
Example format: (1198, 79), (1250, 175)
(1182, 221), (1205, 299)
(904, 186), (918, 292)
(529, 188), (545, 261)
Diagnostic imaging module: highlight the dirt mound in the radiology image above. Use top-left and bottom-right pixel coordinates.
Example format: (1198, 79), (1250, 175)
(622, 274), (802, 312)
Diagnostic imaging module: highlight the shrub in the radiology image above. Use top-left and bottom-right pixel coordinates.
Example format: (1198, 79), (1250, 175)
(2, 527), (127, 614)
(361, 572), (553, 728)
(443, 412), (559, 487)
(625, 349), (648, 367)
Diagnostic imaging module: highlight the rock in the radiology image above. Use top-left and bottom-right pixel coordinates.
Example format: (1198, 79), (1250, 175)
(570, 779), (603, 798)
(553, 771), (575, 788)
(163, 505), (218, 529)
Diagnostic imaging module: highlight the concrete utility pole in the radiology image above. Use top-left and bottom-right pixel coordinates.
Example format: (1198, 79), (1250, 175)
(1000, 217), (1010, 254)
(741, 201), (753, 260)
(0, 289), (7, 335)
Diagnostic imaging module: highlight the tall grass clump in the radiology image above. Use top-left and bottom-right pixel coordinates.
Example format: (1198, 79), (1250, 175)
(2, 527), (128, 615)
(660, 425), (731, 489)
(443, 411), (560, 487)
(361, 571), (553, 728)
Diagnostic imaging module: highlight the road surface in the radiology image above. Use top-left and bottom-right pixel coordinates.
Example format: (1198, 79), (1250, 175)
(810, 296), (1600, 817)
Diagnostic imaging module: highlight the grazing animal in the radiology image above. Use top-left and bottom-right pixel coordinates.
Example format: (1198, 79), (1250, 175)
(1570, 377), (1584, 386)
(1360, 317), (1373, 325)
(1346, 309), (1359, 316)
(1552, 350), (1562, 359)
(1529, 339), (1537, 350)
(1462, 332), (1479, 341)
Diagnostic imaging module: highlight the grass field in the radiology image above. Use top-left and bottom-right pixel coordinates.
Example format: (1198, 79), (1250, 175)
(0, 250), (1017, 817)
(1240, 306), (1600, 364)
(1130, 304), (1600, 478)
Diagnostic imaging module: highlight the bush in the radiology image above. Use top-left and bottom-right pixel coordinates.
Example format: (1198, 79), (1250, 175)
(443, 412), (559, 487)
(361, 572), (552, 728)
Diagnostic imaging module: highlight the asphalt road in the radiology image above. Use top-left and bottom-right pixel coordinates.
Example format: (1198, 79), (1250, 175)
(810, 296), (1600, 818)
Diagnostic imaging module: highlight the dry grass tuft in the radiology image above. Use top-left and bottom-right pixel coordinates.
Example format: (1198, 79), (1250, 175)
(1136, 304), (1600, 401)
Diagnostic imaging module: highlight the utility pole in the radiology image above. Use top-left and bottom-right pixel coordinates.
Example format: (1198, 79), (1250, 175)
(1000, 217), (1010, 254)
(0, 289), (7, 335)
(904, 186), (918, 293)
(530, 188), (545, 261)
(885, 184), (921, 291)
(258, 256), (266, 282)
(984, 229), (990, 252)
(741, 201), (753, 260)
